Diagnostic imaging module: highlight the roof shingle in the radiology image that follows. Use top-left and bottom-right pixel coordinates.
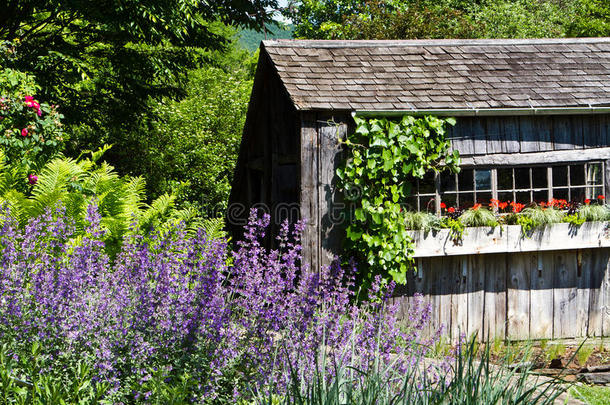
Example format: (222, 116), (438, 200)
(262, 38), (610, 111)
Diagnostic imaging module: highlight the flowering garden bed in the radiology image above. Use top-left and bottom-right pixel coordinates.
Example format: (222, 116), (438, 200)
(405, 196), (610, 257)
(409, 221), (610, 257)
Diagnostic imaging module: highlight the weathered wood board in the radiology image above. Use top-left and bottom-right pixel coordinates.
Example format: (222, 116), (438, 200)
(396, 248), (610, 341)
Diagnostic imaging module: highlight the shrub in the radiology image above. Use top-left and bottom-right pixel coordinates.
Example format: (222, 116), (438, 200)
(0, 206), (439, 403)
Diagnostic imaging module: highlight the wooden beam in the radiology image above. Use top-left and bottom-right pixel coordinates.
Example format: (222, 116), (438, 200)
(459, 147), (610, 167)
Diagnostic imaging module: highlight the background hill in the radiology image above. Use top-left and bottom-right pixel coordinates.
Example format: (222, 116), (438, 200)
(239, 23), (294, 51)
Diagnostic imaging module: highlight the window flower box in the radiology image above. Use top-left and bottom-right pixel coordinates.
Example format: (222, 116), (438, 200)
(408, 221), (610, 258)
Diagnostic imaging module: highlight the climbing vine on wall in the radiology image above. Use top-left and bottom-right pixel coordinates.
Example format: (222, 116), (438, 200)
(337, 115), (460, 284)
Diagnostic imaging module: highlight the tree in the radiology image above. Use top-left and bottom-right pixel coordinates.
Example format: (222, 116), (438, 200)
(0, 0), (278, 178)
(288, 0), (610, 40)
(134, 47), (256, 215)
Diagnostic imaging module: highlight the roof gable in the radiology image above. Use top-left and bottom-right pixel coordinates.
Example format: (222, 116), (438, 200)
(262, 38), (610, 111)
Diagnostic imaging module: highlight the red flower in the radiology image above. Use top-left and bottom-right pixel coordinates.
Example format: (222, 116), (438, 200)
(585, 198), (591, 205)
(440, 202), (446, 209)
(598, 195), (605, 200)
(499, 201), (508, 210)
(448, 207), (455, 213)
(472, 203), (482, 210)
(21, 128), (28, 137)
(510, 201), (525, 213)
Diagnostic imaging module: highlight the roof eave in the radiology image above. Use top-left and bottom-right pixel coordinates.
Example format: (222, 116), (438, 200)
(353, 106), (610, 117)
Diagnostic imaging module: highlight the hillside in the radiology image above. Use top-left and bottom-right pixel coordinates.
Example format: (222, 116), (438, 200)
(239, 23), (294, 51)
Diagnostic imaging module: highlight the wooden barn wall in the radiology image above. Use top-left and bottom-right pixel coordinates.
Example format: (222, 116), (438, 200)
(394, 248), (610, 340)
(227, 54), (299, 242)
(300, 112), (351, 271)
(448, 114), (610, 156)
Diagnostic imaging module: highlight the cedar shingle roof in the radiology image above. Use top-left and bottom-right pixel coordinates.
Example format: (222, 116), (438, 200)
(262, 38), (610, 111)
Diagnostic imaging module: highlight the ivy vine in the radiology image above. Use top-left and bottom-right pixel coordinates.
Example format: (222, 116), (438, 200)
(337, 115), (460, 284)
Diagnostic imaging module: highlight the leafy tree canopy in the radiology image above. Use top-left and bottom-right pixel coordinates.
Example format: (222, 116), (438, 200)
(0, 0), (278, 178)
(288, 0), (610, 39)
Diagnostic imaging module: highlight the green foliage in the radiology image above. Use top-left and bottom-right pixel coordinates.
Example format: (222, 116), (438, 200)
(0, 148), (204, 254)
(404, 211), (440, 232)
(136, 63), (253, 212)
(239, 23), (294, 51)
(276, 337), (565, 405)
(0, 2), (277, 198)
(443, 217), (466, 245)
(337, 114), (459, 284)
(570, 385), (610, 405)
(577, 203), (610, 222)
(289, 0), (610, 40)
(0, 343), (110, 404)
(576, 344), (596, 365)
(290, 0), (478, 39)
(459, 206), (498, 228)
(0, 65), (65, 182)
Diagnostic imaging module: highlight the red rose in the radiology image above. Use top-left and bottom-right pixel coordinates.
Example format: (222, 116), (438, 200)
(440, 202), (446, 209)
(448, 207), (455, 213)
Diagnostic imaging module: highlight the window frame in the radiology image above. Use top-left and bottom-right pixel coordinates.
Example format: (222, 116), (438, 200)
(409, 161), (606, 214)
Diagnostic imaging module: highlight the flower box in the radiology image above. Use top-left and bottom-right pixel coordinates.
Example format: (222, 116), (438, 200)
(408, 221), (610, 258)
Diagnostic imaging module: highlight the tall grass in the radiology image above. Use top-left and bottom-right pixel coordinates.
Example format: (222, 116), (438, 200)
(256, 337), (566, 405)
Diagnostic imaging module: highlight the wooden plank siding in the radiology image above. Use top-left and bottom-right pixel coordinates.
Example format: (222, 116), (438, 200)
(397, 248), (610, 341)
(448, 114), (610, 157)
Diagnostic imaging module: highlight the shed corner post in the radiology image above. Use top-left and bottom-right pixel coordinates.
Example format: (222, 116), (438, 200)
(300, 111), (320, 273)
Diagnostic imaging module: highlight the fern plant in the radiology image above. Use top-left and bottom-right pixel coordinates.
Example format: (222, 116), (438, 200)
(0, 147), (211, 253)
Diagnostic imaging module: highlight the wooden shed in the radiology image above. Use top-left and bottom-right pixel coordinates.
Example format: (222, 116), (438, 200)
(229, 38), (610, 341)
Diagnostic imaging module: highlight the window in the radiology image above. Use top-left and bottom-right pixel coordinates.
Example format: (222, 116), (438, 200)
(409, 162), (605, 212)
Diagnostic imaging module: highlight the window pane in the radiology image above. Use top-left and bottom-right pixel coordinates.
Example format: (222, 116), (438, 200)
(498, 192), (513, 204)
(571, 187), (586, 202)
(476, 192), (492, 205)
(570, 164), (585, 186)
(533, 190), (549, 203)
(419, 172), (436, 194)
(440, 172), (456, 192)
(515, 168), (530, 190)
(532, 167), (547, 189)
(419, 196), (436, 212)
(441, 193), (456, 209)
(515, 191), (530, 204)
(458, 169), (474, 191)
(497, 168), (513, 190)
(587, 163), (602, 186)
(458, 192), (475, 209)
(553, 188), (569, 201)
(404, 197), (417, 211)
(587, 186), (603, 199)
(475, 169), (492, 191)
(553, 166), (568, 187)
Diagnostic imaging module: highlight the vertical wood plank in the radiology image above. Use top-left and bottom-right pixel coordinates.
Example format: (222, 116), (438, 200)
(552, 116), (574, 151)
(438, 255), (453, 338)
(467, 254), (485, 340)
(529, 252), (554, 339)
(571, 115), (585, 149)
(472, 118), (487, 155)
(602, 252), (610, 336)
(483, 253), (507, 341)
(507, 253), (530, 340)
(576, 250), (591, 337)
(318, 119), (347, 269)
(553, 252), (579, 339)
(582, 115), (601, 148)
(300, 112), (319, 273)
(501, 116), (520, 153)
(486, 117), (503, 154)
(586, 248), (607, 337)
(450, 256), (468, 340)
(519, 116), (538, 153)
(449, 118), (475, 155)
